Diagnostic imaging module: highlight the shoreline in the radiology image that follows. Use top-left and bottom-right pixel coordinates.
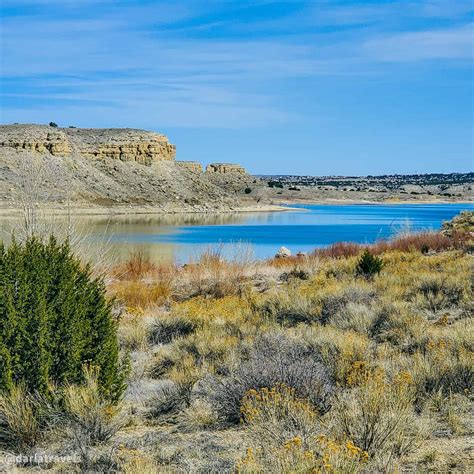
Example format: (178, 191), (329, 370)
(0, 203), (295, 218)
(278, 198), (474, 206)
(0, 198), (472, 218)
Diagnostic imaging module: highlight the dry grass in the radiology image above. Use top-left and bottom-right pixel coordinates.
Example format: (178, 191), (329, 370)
(0, 384), (42, 452)
(107, 230), (472, 472)
(62, 366), (127, 446)
(2, 225), (472, 472)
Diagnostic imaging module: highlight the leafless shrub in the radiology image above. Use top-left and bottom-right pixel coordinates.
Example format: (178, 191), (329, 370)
(370, 304), (427, 352)
(259, 288), (320, 326)
(416, 275), (466, 313)
(122, 248), (157, 280)
(320, 285), (376, 324)
(147, 382), (187, 420)
(149, 315), (196, 345)
(313, 241), (363, 259)
(199, 333), (334, 423)
(8, 154), (116, 273)
(15, 154), (52, 241)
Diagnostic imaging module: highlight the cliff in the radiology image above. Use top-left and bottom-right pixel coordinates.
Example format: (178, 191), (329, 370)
(0, 124), (257, 212)
(0, 124), (176, 164)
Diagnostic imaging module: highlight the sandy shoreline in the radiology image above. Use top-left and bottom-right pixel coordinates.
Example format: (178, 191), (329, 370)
(0, 203), (294, 218)
(0, 198), (471, 219)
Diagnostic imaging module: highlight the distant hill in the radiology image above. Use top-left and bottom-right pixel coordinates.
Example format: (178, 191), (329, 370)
(0, 124), (471, 213)
(0, 124), (256, 212)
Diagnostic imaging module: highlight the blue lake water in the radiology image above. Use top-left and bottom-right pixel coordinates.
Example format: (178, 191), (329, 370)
(102, 203), (472, 262)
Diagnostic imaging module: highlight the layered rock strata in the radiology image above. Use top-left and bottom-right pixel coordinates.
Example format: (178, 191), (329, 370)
(177, 161), (203, 172)
(0, 124), (176, 164)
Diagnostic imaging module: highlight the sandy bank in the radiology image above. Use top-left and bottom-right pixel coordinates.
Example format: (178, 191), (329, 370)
(0, 203), (294, 218)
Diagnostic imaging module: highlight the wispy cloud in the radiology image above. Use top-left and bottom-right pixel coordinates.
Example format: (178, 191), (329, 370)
(362, 24), (473, 61)
(1, 0), (473, 129)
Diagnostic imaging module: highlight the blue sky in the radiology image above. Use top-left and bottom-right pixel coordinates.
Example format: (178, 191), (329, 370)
(0, 0), (472, 175)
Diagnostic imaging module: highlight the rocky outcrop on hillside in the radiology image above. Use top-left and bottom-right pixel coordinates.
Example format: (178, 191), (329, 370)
(206, 163), (246, 174)
(0, 124), (176, 164)
(177, 161), (203, 173)
(0, 124), (259, 212)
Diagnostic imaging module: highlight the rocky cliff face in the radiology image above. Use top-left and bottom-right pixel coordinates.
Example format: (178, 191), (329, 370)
(0, 124), (176, 165)
(0, 124), (257, 211)
(177, 161), (203, 173)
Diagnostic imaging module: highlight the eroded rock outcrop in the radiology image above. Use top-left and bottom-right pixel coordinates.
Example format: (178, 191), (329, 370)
(0, 123), (258, 211)
(177, 161), (203, 173)
(206, 163), (247, 174)
(0, 124), (176, 164)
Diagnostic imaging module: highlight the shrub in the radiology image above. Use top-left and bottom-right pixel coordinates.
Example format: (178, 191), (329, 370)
(0, 384), (42, 452)
(0, 237), (124, 400)
(370, 303), (426, 351)
(319, 285), (376, 325)
(123, 248), (156, 280)
(415, 275), (466, 313)
(259, 289), (319, 326)
(200, 333), (334, 423)
(112, 281), (173, 309)
(62, 366), (126, 445)
(182, 399), (218, 430)
(237, 435), (368, 473)
(279, 268), (310, 282)
(371, 231), (463, 253)
(118, 310), (150, 351)
(329, 370), (427, 462)
(180, 247), (251, 299)
(240, 384), (320, 446)
(301, 326), (370, 387)
(426, 390), (470, 436)
(441, 211), (474, 236)
(355, 250), (383, 279)
(238, 385), (369, 474)
(314, 241), (363, 259)
(410, 343), (473, 398)
(244, 187), (252, 194)
(329, 302), (377, 334)
(148, 352), (176, 379)
(147, 382), (187, 419)
(149, 315), (196, 344)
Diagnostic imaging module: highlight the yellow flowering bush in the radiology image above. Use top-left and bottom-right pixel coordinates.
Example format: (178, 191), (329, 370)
(238, 385), (368, 473)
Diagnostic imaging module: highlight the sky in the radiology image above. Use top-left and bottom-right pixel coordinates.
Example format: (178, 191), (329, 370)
(0, 0), (473, 175)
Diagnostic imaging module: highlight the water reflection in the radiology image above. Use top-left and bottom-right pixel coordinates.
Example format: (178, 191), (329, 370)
(0, 203), (472, 263)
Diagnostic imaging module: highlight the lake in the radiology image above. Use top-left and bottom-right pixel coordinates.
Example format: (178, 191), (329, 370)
(1, 203), (471, 262)
(87, 203), (474, 262)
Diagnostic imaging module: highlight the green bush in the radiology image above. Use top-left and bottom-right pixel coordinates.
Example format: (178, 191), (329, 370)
(0, 237), (124, 400)
(356, 249), (383, 279)
(244, 187), (252, 194)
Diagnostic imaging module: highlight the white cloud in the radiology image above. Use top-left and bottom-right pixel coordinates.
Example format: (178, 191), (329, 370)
(363, 24), (473, 61)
